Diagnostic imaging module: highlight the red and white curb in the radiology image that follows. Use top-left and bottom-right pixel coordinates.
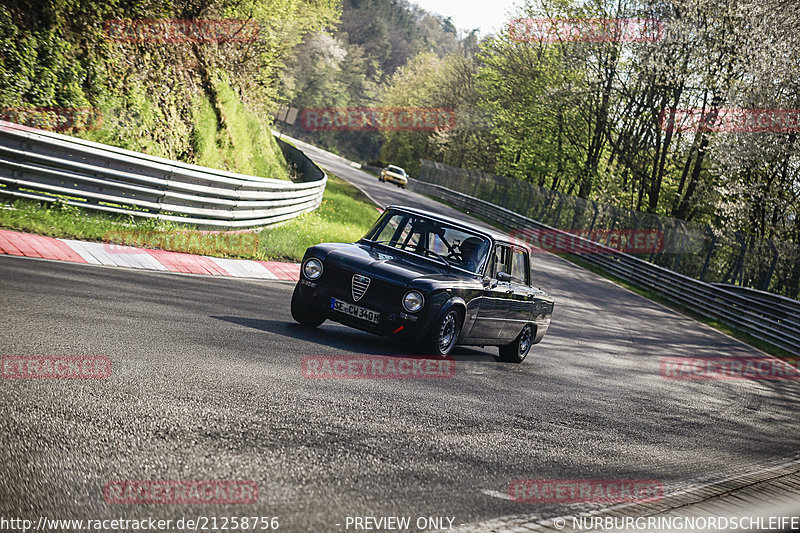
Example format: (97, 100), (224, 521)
(0, 229), (299, 281)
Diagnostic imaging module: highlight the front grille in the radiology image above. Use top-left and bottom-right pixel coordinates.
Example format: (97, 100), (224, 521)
(352, 274), (370, 302)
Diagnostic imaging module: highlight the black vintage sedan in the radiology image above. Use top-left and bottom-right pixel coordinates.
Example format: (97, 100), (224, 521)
(290, 206), (554, 362)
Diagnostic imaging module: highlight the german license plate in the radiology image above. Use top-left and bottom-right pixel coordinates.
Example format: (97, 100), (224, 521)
(330, 298), (380, 324)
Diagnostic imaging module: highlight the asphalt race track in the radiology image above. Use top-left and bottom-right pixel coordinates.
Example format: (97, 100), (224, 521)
(1, 140), (799, 531)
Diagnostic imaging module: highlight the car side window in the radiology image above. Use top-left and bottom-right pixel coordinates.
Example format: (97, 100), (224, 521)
(490, 244), (511, 278)
(510, 248), (530, 286)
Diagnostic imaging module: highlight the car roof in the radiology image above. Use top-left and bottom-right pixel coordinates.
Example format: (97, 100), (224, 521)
(385, 205), (531, 252)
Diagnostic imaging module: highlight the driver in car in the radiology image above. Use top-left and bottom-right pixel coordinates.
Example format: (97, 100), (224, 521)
(459, 237), (487, 273)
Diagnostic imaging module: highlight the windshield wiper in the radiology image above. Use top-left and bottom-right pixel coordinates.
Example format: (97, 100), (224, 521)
(366, 240), (452, 268)
(423, 249), (452, 269)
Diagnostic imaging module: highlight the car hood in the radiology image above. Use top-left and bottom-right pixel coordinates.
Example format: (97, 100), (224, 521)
(315, 242), (469, 287)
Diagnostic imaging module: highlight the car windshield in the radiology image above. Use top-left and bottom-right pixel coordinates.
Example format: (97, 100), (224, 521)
(387, 166), (405, 175)
(365, 211), (491, 274)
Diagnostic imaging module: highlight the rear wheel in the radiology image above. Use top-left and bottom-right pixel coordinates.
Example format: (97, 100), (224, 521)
(291, 286), (325, 327)
(498, 323), (534, 363)
(421, 308), (463, 357)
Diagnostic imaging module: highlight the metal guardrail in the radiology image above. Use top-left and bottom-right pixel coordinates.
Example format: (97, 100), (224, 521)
(0, 121), (326, 229)
(711, 284), (800, 324)
(409, 179), (800, 356)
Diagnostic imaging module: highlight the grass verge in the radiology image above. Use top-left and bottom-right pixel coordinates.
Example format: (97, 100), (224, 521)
(0, 173), (379, 262)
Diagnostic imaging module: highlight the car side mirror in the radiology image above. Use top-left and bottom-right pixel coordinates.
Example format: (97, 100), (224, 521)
(497, 271), (512, 282)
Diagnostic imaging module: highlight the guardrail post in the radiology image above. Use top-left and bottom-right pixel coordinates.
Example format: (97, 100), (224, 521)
(499, 177), (509, 208)
(588, 200), (599, 233)
(552, 193), (565, 228)
(723, 232), (746, 286)
(521, 184), (534, 217)
(699, 225), (716, 281)
(538, 189), (552, 221)
(649, 216), (664, 263)
(763, 239), (778, 291)
(671, 223), (688, 272)
(446, 165), (456, 189)
(605, 206), (619, 247)
(568, 197), (581, 231)
(488, 175), (501, 205)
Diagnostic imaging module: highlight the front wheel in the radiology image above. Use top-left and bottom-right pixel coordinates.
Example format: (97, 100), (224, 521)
(498, 323), (534, 363)
(291, 286), (325, 327)
(421, 308), (463, 357)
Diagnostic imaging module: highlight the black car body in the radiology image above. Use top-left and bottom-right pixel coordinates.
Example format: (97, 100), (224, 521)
(291, 206), (554, 361)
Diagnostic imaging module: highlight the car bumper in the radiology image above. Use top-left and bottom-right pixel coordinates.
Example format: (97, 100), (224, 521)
(383, 174), (407, 186)
(532, 316), (551, 344)
(294, 281), (434, 340)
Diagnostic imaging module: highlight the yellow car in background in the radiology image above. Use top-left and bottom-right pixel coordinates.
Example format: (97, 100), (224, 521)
(379, 165), (408, 188)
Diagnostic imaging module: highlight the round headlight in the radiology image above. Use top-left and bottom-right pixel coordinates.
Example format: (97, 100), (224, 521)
(403, 291), (424, 313)
(303, 258), (323, 280)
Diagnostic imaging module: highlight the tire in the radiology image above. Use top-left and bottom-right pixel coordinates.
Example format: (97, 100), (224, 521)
(498, 323), (534, 363)
(291, 286), (325, 327)
(421, 308), (463, 357)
